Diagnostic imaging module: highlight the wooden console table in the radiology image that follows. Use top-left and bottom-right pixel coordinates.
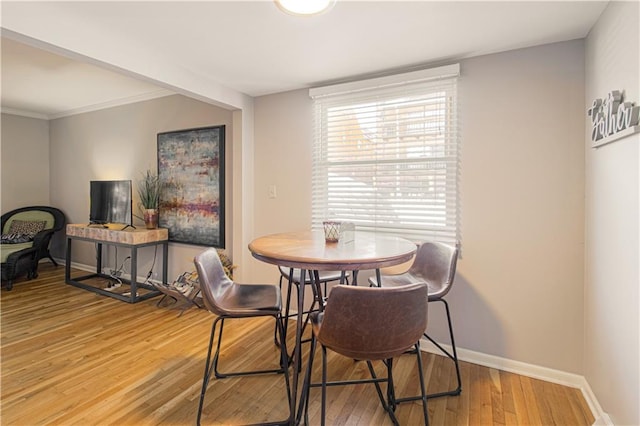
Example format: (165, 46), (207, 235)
(65, 224), (168, 303)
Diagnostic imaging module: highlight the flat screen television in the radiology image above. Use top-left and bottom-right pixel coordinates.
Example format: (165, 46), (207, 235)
(89, 180), (133, 226)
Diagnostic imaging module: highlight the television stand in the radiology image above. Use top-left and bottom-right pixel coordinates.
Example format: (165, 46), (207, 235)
(65, 224), (168, 303)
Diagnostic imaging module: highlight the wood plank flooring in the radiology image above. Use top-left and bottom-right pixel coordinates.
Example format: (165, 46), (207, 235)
(1, 264), (594, 425)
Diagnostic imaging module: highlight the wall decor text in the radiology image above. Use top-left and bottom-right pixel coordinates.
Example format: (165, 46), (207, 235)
(587, 90), (640, 148)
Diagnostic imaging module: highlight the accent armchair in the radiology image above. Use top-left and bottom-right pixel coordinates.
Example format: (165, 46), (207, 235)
(1, 206), (66, 290)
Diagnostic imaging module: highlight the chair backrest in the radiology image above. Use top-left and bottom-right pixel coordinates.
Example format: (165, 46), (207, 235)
(1, 206), (65, 234)
(193, 248), (235, 316)
(409, 242), (458, 299)
(315, 283), (428, 360)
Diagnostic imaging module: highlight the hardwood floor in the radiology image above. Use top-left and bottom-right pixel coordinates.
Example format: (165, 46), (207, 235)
(1, 264), (594, 425)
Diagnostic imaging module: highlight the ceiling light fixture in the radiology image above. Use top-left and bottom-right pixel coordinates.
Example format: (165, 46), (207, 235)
(275, 0), (336, 16)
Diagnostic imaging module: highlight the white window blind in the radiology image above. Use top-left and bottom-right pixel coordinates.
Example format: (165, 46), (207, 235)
(310, 65), (460, 245)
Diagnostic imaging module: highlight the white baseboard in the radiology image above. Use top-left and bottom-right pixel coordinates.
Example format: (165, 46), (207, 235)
(579, 377), (614, 426)
(419, 339), (611, 425)
(61, 259), (91, 273)
(58, 258), (163, 286)
(592, 414), (614, 426)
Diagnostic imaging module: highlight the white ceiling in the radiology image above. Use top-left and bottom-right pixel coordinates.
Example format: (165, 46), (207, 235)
(1, 1), (608, 119)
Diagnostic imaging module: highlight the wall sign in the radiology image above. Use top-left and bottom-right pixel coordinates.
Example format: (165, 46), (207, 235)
(587, 90), (640, 148)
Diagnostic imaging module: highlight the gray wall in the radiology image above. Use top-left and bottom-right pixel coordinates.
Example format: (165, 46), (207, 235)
(585, 2), (639, 424)
(253, 40), (586, 374)
(1, 113), (50, 211)
(49, 94), (234, 280)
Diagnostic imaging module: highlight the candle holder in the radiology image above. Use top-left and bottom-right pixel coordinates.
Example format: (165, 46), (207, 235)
(322, 220), (342, 242)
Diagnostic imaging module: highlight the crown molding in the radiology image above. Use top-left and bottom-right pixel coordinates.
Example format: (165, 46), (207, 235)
(48, 89), (174, 120)
(2, 89), (174, 121)
(1, 107), (50, 120)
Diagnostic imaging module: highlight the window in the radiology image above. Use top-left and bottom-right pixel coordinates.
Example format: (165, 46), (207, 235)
(310, 64), (460, 245)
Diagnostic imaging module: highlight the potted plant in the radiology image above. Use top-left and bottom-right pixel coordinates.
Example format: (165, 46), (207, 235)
(137, 170), (163, 229)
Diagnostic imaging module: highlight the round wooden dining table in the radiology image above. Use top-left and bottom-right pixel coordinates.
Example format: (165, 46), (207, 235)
(249, 230), (417, 273)
(248, 230), (417, 425)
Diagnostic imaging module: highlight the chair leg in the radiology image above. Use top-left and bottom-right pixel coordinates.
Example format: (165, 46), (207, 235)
(321, 345), (328, 426)
(274, 273), (301, 368)
(274, 313), (292, 413)
(414, 343), (430, 426)
(274, 274), (288, 345)
(302, 333), (318, 425)
(197, 316), (221, 425)
(48, 254), (59, 267)
(383, 343), (430, 425)
(308, 349), (413, 426)
(274, 269), (304, 348)
(199, 314), (291, 425)
(366, 360), (399, 426)
(214, 316), (288, 379)
(282, 272), (296, 343)
(385, 359), (397, 411)
(423, 298), (462, 398)
(29, 257), (39, 279)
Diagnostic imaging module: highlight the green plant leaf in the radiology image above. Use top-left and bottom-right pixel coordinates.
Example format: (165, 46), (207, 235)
(137, 170), (164, 210)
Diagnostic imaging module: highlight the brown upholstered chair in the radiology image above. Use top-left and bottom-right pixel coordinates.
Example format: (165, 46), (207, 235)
(193, 248), (290, 425)
(302, 283), (430, 426)
(368, 241), (461, 399)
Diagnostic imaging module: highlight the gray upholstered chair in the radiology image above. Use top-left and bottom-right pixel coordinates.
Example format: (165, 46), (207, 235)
(302, 283), (430, 426)
(1, 206), (66, 290)
(369, 241), (461, 399)
(193, 248), (290, 425)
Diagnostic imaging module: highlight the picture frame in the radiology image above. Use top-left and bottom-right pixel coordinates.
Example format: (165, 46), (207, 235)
(157, 125), (225, 247)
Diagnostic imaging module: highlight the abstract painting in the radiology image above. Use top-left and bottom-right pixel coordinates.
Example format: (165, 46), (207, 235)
(157, 125), (225, 247)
